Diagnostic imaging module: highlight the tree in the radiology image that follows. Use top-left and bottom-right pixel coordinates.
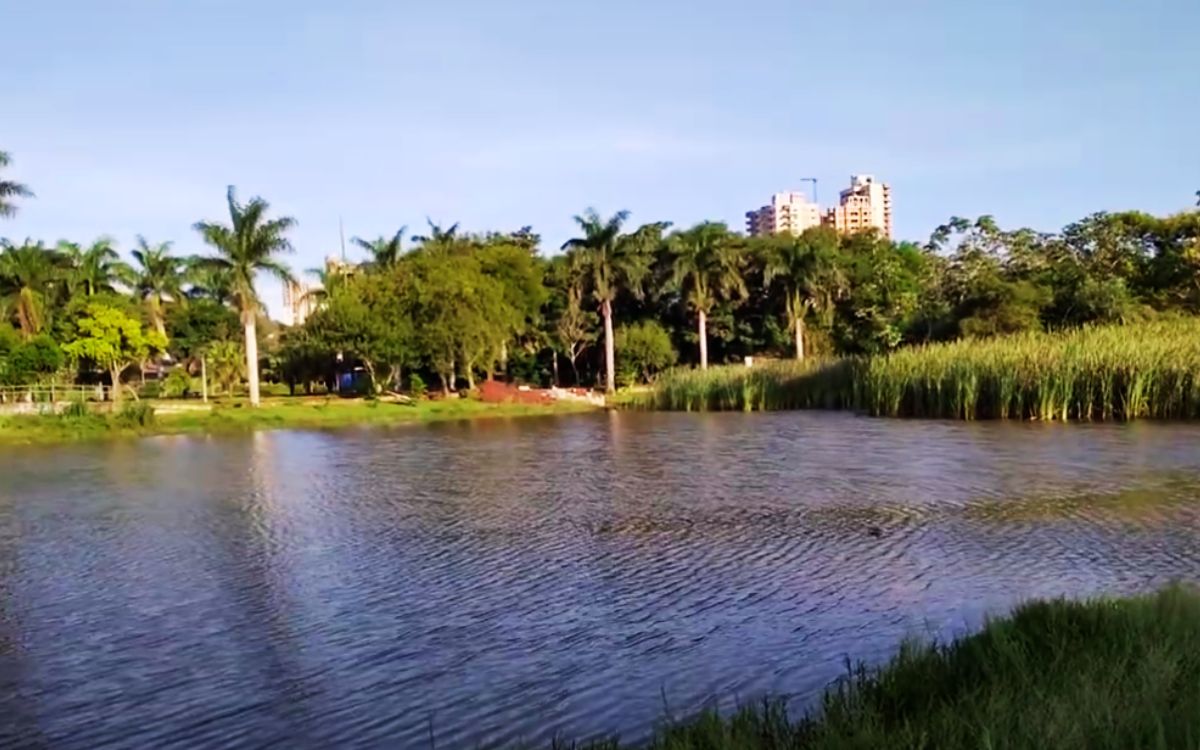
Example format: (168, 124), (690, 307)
(616, 320), (676, 385)
(193, 186), (296, 407)
(0, 151), (32, 218)
(562, 209), (667, 393)
(130, 236), (187, 339)
(307, 273), (413, 392)
(62, 303), (166, 403)
(762, 227), (846, 360)
(352, 227), (407, 269)
(166, 298), (239, 362)
(548, 255), (596, 386)
(669, 222), (746, 369)
(59, 237), (129, 298)
(0, 240), (60, 338)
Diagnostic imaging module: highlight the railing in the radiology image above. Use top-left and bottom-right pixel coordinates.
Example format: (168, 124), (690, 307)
(0, 384), (114, 405)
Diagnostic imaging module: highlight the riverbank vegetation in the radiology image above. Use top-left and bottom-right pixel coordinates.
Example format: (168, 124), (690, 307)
(642, 317), (1200, 420)
(560, 585), (1200, 749)
(0, 397), (591, 445)
(3, 147), (1200, 411)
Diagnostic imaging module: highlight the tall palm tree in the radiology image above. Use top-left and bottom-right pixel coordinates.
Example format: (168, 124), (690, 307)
(562, 209), (667, 393)
(59, 237), (129, 298)
(352, 226), (407, 269)
(0, 151), (32, 218)
(0, 240), (59, 337)
(762, 227), (846, 360)
(669, 222), (746, 369)
(130, 236), (187, 338)
(193, 186), (296, 407)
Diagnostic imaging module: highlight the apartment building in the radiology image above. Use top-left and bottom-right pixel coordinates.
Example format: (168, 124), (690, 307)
(824, 174), (892, 238)
(282, 279), (314, 327)
(745, 175), (893, 239)
(745, 191), (822, 236)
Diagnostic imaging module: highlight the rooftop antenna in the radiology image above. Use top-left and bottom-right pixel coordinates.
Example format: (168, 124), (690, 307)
(801, 177), (819, 204)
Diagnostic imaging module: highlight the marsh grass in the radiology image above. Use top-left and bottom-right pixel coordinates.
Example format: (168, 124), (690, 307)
(555, 585), (1200, 749)
(643, 319), (1200, 421)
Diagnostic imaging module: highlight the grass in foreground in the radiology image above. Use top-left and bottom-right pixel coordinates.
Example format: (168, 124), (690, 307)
(0, 397), (596, 445)
(557, 585), (1200, 749)
(641, 318), (1200, 420)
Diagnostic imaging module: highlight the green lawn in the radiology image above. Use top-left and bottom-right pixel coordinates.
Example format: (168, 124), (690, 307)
(0, 396), (598, 445)
(561, 585), (1200, 749)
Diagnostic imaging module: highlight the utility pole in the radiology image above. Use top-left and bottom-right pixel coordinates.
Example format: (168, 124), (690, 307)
(339, 216), (347, 262)
(201, 356), (209, 404)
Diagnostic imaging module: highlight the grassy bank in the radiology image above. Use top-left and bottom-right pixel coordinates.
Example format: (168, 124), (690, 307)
(0, 397), (597, 445)
(641, 318), (1200, 420)
(560, 585), (1200, 749)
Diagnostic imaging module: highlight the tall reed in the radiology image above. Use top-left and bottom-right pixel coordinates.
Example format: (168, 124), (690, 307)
(641, 318), (1200, 421)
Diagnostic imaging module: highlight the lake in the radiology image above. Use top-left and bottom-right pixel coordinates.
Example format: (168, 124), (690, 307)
(2, 411), (1199, 748)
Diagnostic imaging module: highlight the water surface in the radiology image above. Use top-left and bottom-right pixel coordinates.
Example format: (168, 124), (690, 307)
(2, 412), (1199, 748)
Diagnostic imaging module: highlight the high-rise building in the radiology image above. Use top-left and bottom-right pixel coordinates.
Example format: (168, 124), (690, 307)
(745, 191), (822, 236)
(824, 174), (892, 238)
(282, 279), (314, 326)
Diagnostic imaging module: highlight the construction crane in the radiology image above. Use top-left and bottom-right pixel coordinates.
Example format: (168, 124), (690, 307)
(800, 177), (819, 204)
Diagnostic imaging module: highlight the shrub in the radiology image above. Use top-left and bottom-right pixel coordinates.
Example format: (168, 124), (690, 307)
(161, 367), (192, 399)
(408, 373), (427, 399)
(114, 401), (156, 428)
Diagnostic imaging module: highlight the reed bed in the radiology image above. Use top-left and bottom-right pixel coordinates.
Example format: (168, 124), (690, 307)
(641, 318), (1200, 421)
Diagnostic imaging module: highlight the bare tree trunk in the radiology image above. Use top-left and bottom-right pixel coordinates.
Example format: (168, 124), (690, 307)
(795, 317), (805, 361)
(500, 340), (508, 379)
(244, 314), (261, 407)
(439, 371), (450, 396)
(448, 358), (456, 392)
(552, 349), (559, 387)
(602, 298), (615, 394)
(698, 310), (708, 370)
(110, 365), (123, 406)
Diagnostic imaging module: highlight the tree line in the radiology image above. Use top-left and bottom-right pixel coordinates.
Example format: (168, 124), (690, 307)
(3, 148), (1200, 403)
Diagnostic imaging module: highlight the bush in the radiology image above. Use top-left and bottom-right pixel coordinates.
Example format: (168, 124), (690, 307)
(0, 334), (64, 385)
(114, 401), (156, 428)
(408, 373), (427, 399)
(161, 367), (192, 399)
(616, 320), (677, 386)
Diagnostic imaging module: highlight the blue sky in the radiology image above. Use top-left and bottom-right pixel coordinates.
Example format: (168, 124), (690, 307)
(3, 0), (1198, 315)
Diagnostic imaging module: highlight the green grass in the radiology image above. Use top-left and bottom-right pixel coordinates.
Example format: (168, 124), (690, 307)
(641, 318), (1200, 421)
(0, 396), (596, 445)
(556, 585), (1200, 749)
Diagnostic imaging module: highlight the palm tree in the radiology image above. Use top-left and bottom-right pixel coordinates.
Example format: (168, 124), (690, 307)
(0, 240), (59, 337)
(411, 219), (461, 253)
(562, 209), (667, 393)
(762, 227), (846, 360)
(59, 237), (129, 298)
(184, 258), (236, 306)
(352, 226), (407, 269)
(669, 222), (746, 369)
(130, 236), (187, 338)
(193, 186), (296, 407)
(0, 151), (32, 218)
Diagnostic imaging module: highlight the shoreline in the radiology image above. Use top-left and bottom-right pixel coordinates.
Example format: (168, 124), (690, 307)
(0, 398), (600, 446)
(559, 585), (1200, 749)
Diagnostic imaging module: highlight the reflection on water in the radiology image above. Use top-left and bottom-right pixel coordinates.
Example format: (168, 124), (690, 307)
(2, 412), (1200, 747)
